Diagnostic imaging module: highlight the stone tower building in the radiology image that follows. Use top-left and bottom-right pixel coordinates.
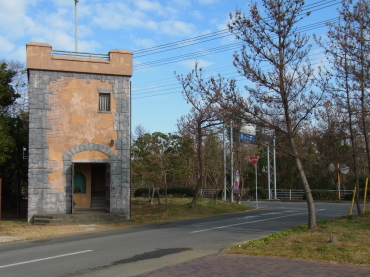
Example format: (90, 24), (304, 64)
(26, 42), (132, 222)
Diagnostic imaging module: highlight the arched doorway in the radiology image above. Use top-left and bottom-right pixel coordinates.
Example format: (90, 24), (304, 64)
(72, 162), (110, 213)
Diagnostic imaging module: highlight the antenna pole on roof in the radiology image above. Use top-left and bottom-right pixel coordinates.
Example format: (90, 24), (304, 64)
(75, 0), (79, 52)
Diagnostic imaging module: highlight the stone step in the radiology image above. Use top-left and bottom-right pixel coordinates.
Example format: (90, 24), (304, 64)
(91, 199), (105, 202)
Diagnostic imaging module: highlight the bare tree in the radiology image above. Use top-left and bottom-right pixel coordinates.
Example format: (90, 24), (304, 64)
(2, 60), (27, 115)
(133, 124), (149, 139)
(315, 0), (370, 214)
(176, 63), (234, 207)
(205, 0), (324, 228)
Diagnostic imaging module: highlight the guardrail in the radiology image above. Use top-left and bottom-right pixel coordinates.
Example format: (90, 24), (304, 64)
(272, 189), (354, 200)
(52, 50), (109, 60)
(200, 188), (220, 198)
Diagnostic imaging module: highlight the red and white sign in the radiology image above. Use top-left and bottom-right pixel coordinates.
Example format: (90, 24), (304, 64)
(249, 156), (259, 166)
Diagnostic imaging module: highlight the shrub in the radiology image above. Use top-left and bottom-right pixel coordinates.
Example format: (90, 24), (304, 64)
(248, 187), (268, 199)
(133, 187), (195, 197)
(303, 190), (338, 201)
(134, 187), (151, 197)
(343, 189), (370, 201)
(165, 187), (195, 197)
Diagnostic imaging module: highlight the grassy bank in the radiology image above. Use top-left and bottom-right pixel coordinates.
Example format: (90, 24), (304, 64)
(228, 211), (370, 266)
(0, 198), (252, 240)
(128, 197), (251, 225)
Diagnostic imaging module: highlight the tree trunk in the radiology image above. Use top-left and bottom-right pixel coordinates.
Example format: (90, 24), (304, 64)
(191, 124), (203, 207)
(289, 137), (316, 228)
(150, 185), (155, 204)
(359, 50), (370, 175)
(343, 51), (362, 215)
(164, 171), (168, 210)
(156, 187), (161, 206)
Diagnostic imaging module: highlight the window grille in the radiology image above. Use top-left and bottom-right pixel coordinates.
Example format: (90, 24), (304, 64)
(99, 93), (110, 111)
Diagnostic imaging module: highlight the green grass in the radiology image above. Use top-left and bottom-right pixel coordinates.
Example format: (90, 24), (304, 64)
(0, 197), (254, 240)
(228, 211), (370, 266)
(126, 197), (252, 225)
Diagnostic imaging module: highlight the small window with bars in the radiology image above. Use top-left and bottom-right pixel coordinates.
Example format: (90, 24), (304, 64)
(99, 93), (110, 112)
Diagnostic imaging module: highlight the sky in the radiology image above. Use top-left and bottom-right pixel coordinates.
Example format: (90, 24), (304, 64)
(0, 0), (342, 134)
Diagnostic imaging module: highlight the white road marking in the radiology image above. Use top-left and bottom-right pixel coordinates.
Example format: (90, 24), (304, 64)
(261, 212), (282, 215)
(0, 250), (93, 269)
(191, 209), (325, 233)
(238, 216), (259, 220)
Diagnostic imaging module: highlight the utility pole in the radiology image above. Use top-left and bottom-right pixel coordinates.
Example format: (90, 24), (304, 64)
(273, 133), (277, 199)
(267, 144), (270, 199)
(223, 124), (227, 201)
(75, 0), (79, 52)
(230, 125), (234, 203)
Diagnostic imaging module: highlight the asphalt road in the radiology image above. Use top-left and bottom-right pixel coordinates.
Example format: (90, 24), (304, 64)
(0, 201), (352, 277)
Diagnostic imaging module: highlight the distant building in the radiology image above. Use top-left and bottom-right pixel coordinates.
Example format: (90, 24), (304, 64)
(26, 42), (132, 222)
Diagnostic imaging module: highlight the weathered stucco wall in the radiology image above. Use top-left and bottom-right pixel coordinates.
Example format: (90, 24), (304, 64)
(46, 77), (118, 192)
(72, 151), (109, 160)
(27, 43), (132, 222)
(27, 42), (132, 76)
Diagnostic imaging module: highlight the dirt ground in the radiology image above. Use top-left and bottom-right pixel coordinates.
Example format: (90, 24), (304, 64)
(0, 220), (119, 240)
(0, 198), (251, 241)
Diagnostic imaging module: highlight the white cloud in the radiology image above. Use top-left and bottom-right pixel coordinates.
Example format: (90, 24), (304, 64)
(42, 8), (73, 30)
(178, 59), (213, 70)
(0, 37), (15, 53)
(135, 0), (163, 13)
(0, 1), (37, 39)
(158, 20), (196, 36)
(197, 0), (221, 5)
(78, 40), (101, 53)
(171, 0), (192, 8)
(8, 45), (27, 62)
(0, 0), (200, 61)
(90, 2), (148, 30)
(51, 0), (73, 7)
(134, 38), (157, 49)
(190, 10), (203, 19)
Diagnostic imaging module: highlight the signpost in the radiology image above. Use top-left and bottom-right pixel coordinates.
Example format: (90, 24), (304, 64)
(0, 178), (2, 225)
(249, 156), (259, 208)
(329, 163), (349, 200)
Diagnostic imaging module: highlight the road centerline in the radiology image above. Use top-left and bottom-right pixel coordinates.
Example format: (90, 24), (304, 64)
(191, 209), (325, 233)
(0, 250), (93, 269)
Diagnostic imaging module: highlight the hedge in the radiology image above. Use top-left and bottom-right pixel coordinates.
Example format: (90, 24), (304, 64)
(133, 187), (195, 197)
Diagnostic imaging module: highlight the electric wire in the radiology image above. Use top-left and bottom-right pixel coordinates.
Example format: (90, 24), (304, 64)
(132, 48), (326, 95)
(132, 0), (341, 58)
(133, 17), (339, 71)
(132, 56), (328, 100)
(131, 1), (344, 99)
(133, 64), (235, 89)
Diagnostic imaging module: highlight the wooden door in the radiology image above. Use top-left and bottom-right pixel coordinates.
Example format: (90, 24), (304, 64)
(105, 163), (110, 212)
(71, 163), (75, 214)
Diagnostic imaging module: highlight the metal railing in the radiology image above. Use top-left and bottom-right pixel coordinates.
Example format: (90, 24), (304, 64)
(52, 50), (109, 60)
(272, 189), (354, 200)
(200, 188), (220, 198)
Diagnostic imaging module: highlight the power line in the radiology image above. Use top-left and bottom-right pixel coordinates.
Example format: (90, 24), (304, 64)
(132, 0), (341, 58)
(132, 46), (326, 94)
(132, 55), (328, 100)
(133, 64), (235, 89)
(133, 17), (339, 71)
(131, 1), (343, 99)
(133, 42), (242, 70)
(132, 47), (325, 96)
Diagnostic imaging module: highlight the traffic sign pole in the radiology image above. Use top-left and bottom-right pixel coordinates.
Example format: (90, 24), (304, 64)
(255, 163), (258, 209)
(249, 157), (259, 208)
